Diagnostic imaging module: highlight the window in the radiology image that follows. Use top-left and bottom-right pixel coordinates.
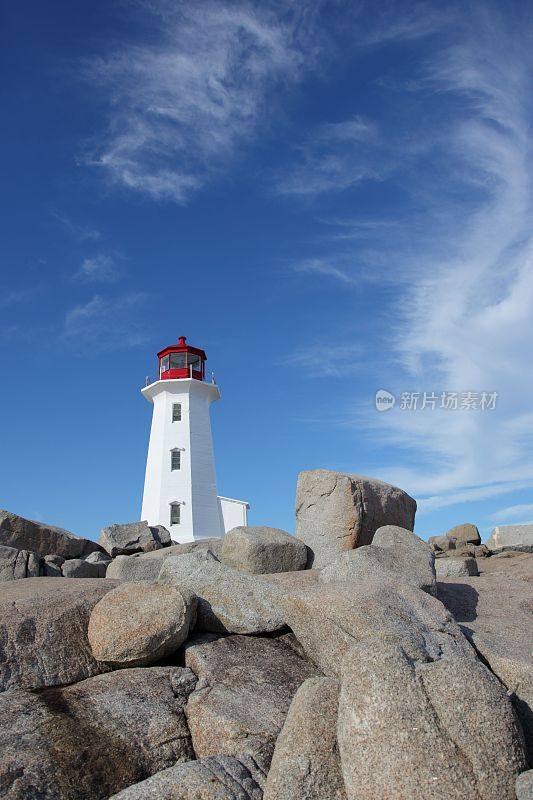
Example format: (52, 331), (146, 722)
(172, 402), (182, 422)
(160, 355), (170, 376)
(188, 352), (201, 372)
(171, 449), (181, 471)
(170, 352), (187, 370)
(170, 503), (180, 525)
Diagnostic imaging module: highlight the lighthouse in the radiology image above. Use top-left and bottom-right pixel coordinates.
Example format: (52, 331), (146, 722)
(141, 337), (249, 543)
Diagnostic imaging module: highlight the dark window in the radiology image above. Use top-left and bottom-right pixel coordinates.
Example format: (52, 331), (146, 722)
(170, 503), (180, 525)
(160, 355), (170, 375)
(172, 403), (181, 422)
(171, 449), (181, 471)
(188, 352), (202, 371)
(170, 352), (187, 370)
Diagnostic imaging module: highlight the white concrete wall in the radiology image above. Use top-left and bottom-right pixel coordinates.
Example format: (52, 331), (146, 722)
(218, 496), (249, 533)
(141, 379), (223, 543)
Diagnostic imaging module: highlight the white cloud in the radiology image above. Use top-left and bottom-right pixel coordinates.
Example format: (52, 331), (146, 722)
(75, 253), (122, 283)
(490, 503), (533, 524)
(51, 211), (101, 242)
(84, 1), (314, 202)
(359, 7), (533, 509)
(281, 341), (362, 377)
(293, 257), (358, 286)
(64, 292), (149, 350)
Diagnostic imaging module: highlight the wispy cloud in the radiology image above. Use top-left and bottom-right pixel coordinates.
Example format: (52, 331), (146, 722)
(355, 6), (533, 510)
(281, 341), (362, 377)
(74, 253), (123, 283)
(51, 211), (101, 242)
(491, 503), (533, 524)
(293, 257), (359, 286)
(64, 292), (149, 350)
(275, 115), (382, 196)
(0, 288), (37, 308)
(84, 2), (317, 202)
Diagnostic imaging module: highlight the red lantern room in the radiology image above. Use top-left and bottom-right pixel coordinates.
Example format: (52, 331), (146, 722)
(157, 336), (206, 381)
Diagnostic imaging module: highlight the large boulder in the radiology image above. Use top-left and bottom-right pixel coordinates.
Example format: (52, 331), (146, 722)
(295, 470), (417, 567)
(438, 555), (533, 764)
(158, 550), (286, 634)
(320, 525), (436, 595)
(264, 677), (346, 800)
(106, 539), (222, 582)
(435, 556), (478, 578)
(280, 580), (473, 678)
(109, 755), (266, 800)
(88, 581), (196, 667)
(337, 640), (527, 800)
(0, 509), (102, 559)
(428, 534), (456, 552)
(0, 544), (41, 580)
(0, 666), (196, 800)
(43, 553), (64, 577)
(98, 521), (171, 557)
(220, 526), (308, 574)
(62, 558), (106, 578)
(487, 525), (533, 552)
(0, 577), (119, 692)
(445, 522), (481, 546)
(184, 634), (319, 771)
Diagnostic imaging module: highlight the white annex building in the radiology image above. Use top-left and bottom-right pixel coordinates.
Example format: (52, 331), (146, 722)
(141, 336), (249, 543)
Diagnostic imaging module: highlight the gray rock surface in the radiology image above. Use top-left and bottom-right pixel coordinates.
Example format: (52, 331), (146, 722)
(337, 640), (527, 800)
(88, 581), (196, 667)
(428, 534), (455, 551)
(264, 676), (346, 800)
(320, 525), (436, 594)
(158, 550), (286, 634)
(516, 770), (533, 800)
(62, 558), (107, 578)
(0, 666), (196, 800)
(184, 634), (319, 771)
(445, 522), (481, 546)
(0, 544), (41, 580)
(109, 755), (266, 800)
(295, 470), (417, 567)
(0, 508), (102, 558)
(106, 538), (224, 581)
(280, 579), (474, 678)
(220, 526), (308, 574)
(0, 577), (119, 692)
(43, 553), (64, 577)
(99, 520), (171, 557)
(85, 550), (112, 565)
(438, 553), (533, 764)
(435, 556), (479, 577)
(487, 524), (533, 552)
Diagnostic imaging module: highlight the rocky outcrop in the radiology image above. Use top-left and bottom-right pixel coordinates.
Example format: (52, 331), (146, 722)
(88, 581), (196, 667)
(435, 556), (479, 577)
(0, 666), (196, 799)
(0, 544), (41, 580)
(220, 526), (308, 574)
(106, 538), (222, 581)
(43, 553), (65, 576)
(264, 677), (346, 800)
(320, 524), (436, 595)
(62, 558), (107, 578)
(438, 554), (533, 764)
(98, 521), (171, 557)
(445, 522), (481, 546)
(109, 755), (266, 800)
(184, 634), (319, 771)
(295, 470), (417, 567)
(0, 577), (118, 692)
(158, 550), (286, 634)
(0, 509), (102, 559)
(337, 640), (527, 800)
(487, 524), (533, 552)
(280, 579), (473, 678)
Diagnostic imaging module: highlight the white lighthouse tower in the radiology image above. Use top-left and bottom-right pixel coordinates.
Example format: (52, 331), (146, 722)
(141, 337), (248, 543)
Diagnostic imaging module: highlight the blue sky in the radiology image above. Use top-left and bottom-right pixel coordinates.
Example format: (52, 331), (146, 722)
(2, 0), (533, 543)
